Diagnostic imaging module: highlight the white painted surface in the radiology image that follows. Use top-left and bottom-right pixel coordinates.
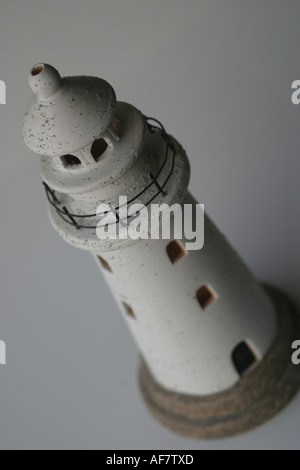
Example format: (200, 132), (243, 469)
(95, 194), (277, 395)
(23, 66), (277, 395)
(23, 64), (116, 156)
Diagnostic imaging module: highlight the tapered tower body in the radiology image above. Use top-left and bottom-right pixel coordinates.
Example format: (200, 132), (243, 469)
(23, 64), (299, 438)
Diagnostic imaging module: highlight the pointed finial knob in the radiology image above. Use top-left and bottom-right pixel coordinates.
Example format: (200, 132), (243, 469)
(29, 63), (62, 98)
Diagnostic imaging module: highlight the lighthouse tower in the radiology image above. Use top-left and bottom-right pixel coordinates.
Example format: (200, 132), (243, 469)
(23, 64), (299, 438)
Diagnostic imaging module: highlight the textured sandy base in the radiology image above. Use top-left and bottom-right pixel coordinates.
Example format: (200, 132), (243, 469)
(139, 286), (300, 439)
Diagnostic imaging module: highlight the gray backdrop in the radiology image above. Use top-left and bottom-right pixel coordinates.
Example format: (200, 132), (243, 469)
(0, 0), (299, 450)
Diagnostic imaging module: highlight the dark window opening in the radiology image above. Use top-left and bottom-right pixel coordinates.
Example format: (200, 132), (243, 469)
(61, 154), (81, 167)
(97, 255), (112, 273)
(91, 138), (108, 161)
(31, 65), (44, 76)
(232, 341), (257, 376)
(196, 285), (215, 309)
(110, 115), (121, 139)
(122, 302), (135, 319)
(166, 240), (186, 264)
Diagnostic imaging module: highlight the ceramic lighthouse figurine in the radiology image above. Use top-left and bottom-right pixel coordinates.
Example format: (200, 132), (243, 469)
(23, 64), (299, 438)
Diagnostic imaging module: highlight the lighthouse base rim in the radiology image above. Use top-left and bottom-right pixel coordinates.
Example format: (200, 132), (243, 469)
(138, 285), (300, 439)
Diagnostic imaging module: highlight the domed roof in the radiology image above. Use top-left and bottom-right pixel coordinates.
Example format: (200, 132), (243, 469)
(23, 64), (116, 156)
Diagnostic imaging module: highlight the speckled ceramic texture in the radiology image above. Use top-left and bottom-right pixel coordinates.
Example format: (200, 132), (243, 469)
(96, 193), (277, 395)
(23, 64), (281, 398)
(23, 63), (116, 156)
(139, 286), (300, 438)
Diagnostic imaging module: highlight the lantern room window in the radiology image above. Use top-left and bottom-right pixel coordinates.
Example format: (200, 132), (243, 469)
(91, 138), (108, 162)
(61, 154), (82, 168)
(108, 115), (121, 141)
